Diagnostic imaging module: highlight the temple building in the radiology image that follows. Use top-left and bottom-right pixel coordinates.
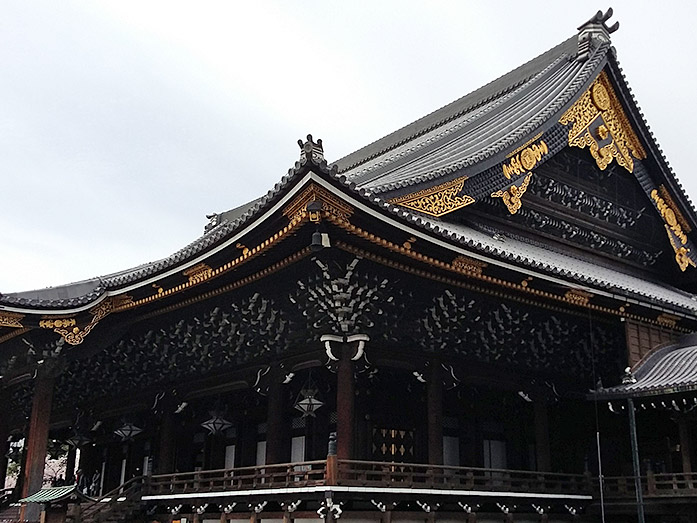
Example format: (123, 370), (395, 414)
(3, 8), (697, 523)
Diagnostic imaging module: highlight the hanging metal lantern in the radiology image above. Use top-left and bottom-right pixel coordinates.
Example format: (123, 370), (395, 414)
(5, 440), (23, 462)
(114, 421), (143, 441)
(294, 378), (324, 418)
(65, 431), (91, 448)
(201, 411), (233, 435)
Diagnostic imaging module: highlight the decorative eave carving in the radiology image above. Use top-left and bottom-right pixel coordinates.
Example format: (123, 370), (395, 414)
(656, 313), (680, 329)
(0, 311), (25, 328)
(388, 176), (475, 217)
(658, 185), (692, 233)
(183, 263), (214, 284)
(451, 255), (487, 276)
(559, 70), (646, 173)
(40, 299), (114, 346)
(503, 139), (548, 179)
(651, 188), (696, 271)
(564, 289), (593, 307)
(491, 172), (533, 214)
(283, 183), (354, 223)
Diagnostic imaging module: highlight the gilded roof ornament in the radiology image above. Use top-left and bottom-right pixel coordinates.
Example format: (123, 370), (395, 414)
(559, 71), (646, 173)
(388, 176), (474, 217)
(503, 139), (548, 179)
(0, 311), (24, 328)
(651, 188), (696, 271)
(51, 298), (113, 345)
(491, 172), (533, 214)
(283, 183), (354, 223)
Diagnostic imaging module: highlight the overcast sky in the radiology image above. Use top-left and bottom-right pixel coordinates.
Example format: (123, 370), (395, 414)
(1, 1), (695, 293)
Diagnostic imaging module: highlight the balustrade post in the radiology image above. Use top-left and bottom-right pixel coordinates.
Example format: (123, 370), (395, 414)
(647, 470), (656, 495)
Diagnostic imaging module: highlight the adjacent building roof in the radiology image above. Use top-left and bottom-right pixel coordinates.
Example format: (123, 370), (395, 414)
(19, 484), (93, 504)
(596, 334), (697, 398)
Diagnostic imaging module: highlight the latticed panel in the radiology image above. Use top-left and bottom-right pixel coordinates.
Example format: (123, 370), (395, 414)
(371, 428), (415, 462)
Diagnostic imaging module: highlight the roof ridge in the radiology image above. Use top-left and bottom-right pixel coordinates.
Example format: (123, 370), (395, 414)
(335, 35), (579, 174)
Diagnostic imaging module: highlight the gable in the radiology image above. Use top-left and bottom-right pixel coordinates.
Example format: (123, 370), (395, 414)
(378, 63), (697, 290)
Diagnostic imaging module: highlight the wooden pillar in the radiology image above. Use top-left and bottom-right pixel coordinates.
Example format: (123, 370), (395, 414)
(678, 415), (693, 474)
(157, 412), (177, 474)
(65, 446), (77, 485)
(427, 362), (443, 465)
(336, 345), (355, 460)
(266, 366), (285, 464)
(534, 400), (552, 472)
(20, 367), (56, 522)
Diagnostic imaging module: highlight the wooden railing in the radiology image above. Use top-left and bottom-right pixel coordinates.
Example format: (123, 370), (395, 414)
(147, 460), (327, 496)
(81, 475), (144, 523)
(336, 460), (592, 495)
(145, 459), (592, 497)
(603, 472), (697, 499)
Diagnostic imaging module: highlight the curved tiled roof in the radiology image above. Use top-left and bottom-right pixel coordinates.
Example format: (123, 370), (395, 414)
(598, 334), (697, 398)
(336, 37), (608, 195)
(3, 22), (697, 318)
(0, 157), (338, 310)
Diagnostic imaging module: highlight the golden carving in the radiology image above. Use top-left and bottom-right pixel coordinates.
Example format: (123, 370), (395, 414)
(656, 313), (679, 329)
(0, 312), (25, 328)
(451, 255), (487, 276)
(651, 188), (696, 271)
(112, 294), (134, 310)
(388, 176), (475, 217)
(559, 71), (646, 173)
(54, 299), (113, 346)
(283, 184), (354, 222)
(491, 173), (533, 214)
(564, 289), (593, 306)
(183, 263), (214, 284)
(39, 318), (76, 329)
(503, 140), (548, 179)
(658, 185), (691, 233)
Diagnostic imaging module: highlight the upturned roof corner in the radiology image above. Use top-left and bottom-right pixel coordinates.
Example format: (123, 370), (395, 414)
(576, 7), (619, 62)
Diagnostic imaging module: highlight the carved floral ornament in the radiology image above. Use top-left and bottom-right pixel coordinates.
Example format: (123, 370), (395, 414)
(559, 70), (646, 173)
(502, 138), (548, 179)
(0, 311), (25, 328)
(651, 187), (696, 272)
(388, 176), (475, 217)
(491, 172), (533, 215)
(283, 184), (354, 223)
(39, 298), (114, 346)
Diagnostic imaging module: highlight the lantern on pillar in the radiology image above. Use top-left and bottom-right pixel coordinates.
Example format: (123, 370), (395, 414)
(114, 421), (143, 441)
(294, 376), (324, 418)
(201, 411), (233, 435)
